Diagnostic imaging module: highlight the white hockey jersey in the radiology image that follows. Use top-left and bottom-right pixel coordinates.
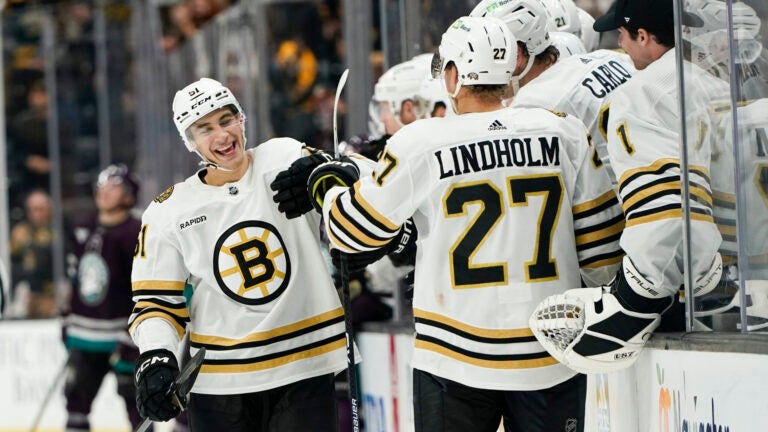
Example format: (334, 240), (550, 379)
(323, 108), (624, 390)
(129, 139), (348, 395)
(606, 48), (722, 297)
(710, 97), (768, 277)
(512, 49), (636, 183)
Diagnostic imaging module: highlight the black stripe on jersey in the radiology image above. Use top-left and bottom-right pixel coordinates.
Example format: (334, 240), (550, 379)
(201, 332), (345, 365)
(626, 203), (712, 222)
(414, 334), (550, 362)
(327, 223), (359, 252)
(349, 186), (400, 235)
(415, 317), (537, 344)
(132, 298), (188, 317)
(331, 197), (392, 247)
(573, 194), (621, 220)
(579, 249), (625, 268)
(713, 197), (736, 210)
(129, 308), (188, 330)
(620, 175), (678, 203)
(189, 315), (345, 351)
(622, 186), (712, 217)
(576, 231), (622, 252)
(132, 288), (186, 297)
(689, 166), (711, 184)
(618, 162), (679, 195)
(574, 213), (625, 238)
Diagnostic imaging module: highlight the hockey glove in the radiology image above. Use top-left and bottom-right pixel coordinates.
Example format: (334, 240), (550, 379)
(135, 348), (181, 421)
(529, 256), (674, 374)
(271, 152), (333, 219)
(307, 159), (360, 213)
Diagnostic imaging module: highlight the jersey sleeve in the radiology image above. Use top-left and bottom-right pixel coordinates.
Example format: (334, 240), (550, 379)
(607, 88), (721, 297)
(564, 116), (626, 286)
(128, 203), (190, 352)
(321, 127), (429, 253)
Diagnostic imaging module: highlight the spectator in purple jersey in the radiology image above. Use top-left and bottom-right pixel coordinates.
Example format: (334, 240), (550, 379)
(62, 164), (144, 431)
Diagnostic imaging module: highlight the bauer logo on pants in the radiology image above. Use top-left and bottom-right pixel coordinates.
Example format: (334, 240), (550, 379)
(213, 220), (291, 305)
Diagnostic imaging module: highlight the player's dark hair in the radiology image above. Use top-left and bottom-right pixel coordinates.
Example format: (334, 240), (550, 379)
(517, 41), (560, 68)
(627, 27), (675, 49)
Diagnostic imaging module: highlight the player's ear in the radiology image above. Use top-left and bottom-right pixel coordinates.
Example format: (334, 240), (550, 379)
(443, 63), (459, 95)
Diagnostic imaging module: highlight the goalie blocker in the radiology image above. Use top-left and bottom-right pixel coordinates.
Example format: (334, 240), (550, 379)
(529, 254), (722, 374)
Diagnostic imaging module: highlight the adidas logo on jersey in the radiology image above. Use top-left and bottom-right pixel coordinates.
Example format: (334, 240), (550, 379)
(488, 120), (507, 131)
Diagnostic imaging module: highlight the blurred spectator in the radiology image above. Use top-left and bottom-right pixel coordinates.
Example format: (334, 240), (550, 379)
(271, 37), (320, 143)
(8, 80), (50, 213)
(9, 189), (57, 318)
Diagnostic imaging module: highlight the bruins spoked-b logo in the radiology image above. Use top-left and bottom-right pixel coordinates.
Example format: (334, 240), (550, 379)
(213, 221), (291, 305)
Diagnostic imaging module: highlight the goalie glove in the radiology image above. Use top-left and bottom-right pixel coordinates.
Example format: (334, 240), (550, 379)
(529, 256), (674, 374)
(307, 159), (360, 213)
(135, 349), (181, 421)
(271, 151), (333, 219)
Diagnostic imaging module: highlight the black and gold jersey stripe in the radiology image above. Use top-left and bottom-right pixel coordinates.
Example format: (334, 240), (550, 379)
(413, 309), (557, 370)
(190, 308), (346, 373)
(327, 182), (400, 252)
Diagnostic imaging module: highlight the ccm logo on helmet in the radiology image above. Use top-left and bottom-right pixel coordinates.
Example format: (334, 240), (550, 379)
(135, 355), (172, 381)
(191, 95), (213, 110)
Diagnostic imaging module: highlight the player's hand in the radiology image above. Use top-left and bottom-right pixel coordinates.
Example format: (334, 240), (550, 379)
(307, 159), (360, 213)
(529, 256), (675, 374)
(134, 349), (181, 421)
(271, 152), (333, 218)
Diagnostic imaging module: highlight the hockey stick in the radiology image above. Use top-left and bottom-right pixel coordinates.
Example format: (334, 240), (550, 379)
(135, 347), (206, 432)
(332, 68), (360, 432)
(28, 356), (69, 432)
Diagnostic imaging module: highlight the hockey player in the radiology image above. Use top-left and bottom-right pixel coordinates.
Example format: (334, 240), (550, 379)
(300, 16), (624, 431)
(128, 78), (349, 430)
(62, 164), (143, 431)
(471, 0), (636, 182)
(684, 0), (768, 330)
(528, 0), (724, 373)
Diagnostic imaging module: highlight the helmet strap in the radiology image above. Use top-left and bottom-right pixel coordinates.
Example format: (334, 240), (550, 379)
(511, 53), (535, 95)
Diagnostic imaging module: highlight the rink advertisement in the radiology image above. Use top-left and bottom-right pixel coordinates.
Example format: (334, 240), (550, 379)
(0, 319), (130, 431)
(634, 349), (768, 432)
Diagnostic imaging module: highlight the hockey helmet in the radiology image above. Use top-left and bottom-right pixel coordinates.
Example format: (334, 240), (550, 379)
(685, 0), (763, 70)
(549, 31), (587, 58)
(372, 59), (424, 129)
(410, 53), (452, 118)
(470, 0), (551, 56)
(538, 0), (582, 35)
(577, 8), (600, 52)
(172, 78), (245, 152)
(431, 16), (516, 90)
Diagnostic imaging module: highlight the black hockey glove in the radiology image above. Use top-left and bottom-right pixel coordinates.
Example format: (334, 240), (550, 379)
(307, 159), (360, 213)
(271, 152), (333, 219)
(135, 349), (181, 422)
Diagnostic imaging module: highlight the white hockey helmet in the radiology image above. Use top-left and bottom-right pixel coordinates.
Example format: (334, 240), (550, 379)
(431, 16), (515, 90)
(549, 31), (587, 58)
(409, 53), (452, 118)
(372, 59), (424, 117)
(470, 0), (551, 56)
(577, 8), (600, 52)
(538, 0), (582, 35)
(371, 58), (424, 131)
(685, 0), (763, 70)
(172, 78), (245, 152)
